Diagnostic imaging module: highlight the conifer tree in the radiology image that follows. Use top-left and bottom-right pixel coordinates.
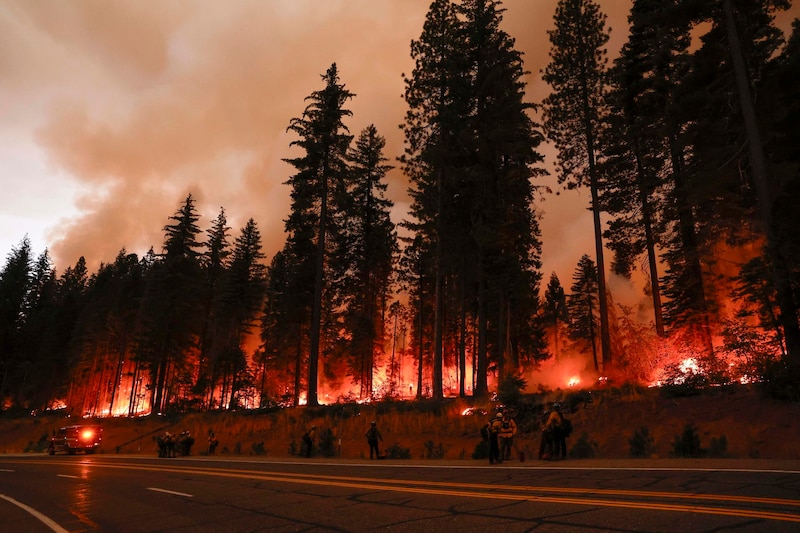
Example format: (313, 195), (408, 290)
(402, 0), (545, 398)
(542, 0), (613, 373)
(460, 0), (546, 391)
(337, 125), (396, 397)
(402, 0), (469, 398)
(718, 0), (800, 367)
(600, 0), (687, 337)
(568, 255), (600, 371)
(283, 63), (354, 406)
(259, 250), (300, 405)
(213, 219), (266, 409)
(198, 208), (231, 406)
(138, 194), (204, 413)
(0, 237), (33, 407)
(669, 0), (794, 363)
(543, 272), (569, 360)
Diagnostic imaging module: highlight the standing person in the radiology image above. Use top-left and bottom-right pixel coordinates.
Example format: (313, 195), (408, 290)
(302, 425), (316, 458)
(552, 403), (569, 460)
(488, 411), (504, 464)
(365, 420), (383, 459)
(207, 432), (219, 455)
(538, 408), (554, 460)
(498, 410), (518, 461)
(540, 402), (565, 460)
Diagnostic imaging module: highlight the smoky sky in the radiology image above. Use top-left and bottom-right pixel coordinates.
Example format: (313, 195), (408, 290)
(1, 0), (796, 298)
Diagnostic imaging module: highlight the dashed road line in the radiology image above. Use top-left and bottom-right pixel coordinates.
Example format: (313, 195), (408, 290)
(147, 487), (194, 498)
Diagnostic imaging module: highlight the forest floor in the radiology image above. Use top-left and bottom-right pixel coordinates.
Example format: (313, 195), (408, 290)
(1, 384), (798, 463)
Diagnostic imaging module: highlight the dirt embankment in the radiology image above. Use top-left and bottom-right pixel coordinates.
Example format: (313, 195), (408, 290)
(1, 385), (797, 461)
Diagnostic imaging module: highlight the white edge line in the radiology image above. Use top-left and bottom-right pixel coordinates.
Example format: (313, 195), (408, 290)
(57, 474), (80, 479)
(147, 487), (194, 498)
(0, 493), (69, 533)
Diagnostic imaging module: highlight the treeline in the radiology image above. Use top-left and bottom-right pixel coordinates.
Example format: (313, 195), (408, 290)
(1, 0), (799, 415)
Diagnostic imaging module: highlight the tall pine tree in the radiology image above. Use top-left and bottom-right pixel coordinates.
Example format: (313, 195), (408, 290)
(542, 0), (613, 373)
(283, 63), (354, 406)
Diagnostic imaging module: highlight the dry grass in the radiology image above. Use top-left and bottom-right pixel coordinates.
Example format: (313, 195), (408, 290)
(2, 385), (798, 461)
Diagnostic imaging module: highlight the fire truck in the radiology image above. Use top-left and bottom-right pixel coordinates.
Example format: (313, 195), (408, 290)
(47, 425), (103, 455)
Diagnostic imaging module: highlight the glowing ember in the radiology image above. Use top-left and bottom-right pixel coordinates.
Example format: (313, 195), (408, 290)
(567, 377), (580, 387)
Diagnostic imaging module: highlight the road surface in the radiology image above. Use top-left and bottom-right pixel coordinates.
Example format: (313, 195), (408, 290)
(1, 455), (799, 531)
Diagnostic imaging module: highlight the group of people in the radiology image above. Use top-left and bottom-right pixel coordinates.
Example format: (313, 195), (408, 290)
(482, 402), (571, 463)
(484, 410), (518, 464)
(538, 402), (569, 460)
(156, 430), (195, 458)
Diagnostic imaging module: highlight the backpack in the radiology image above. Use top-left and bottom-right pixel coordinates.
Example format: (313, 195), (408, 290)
(560, 417), (573, 437)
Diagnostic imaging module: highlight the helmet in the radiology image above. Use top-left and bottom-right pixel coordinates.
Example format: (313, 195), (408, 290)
(371, 421), (376, 425)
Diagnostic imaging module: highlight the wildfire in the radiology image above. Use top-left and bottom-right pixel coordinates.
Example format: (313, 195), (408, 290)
(679, 358), (700, 374)
(567, 377), (580, 387)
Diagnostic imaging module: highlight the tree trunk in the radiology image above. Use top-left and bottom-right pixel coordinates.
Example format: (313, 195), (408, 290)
(308, 164), (328, 407)
(432, 167), (444, 399)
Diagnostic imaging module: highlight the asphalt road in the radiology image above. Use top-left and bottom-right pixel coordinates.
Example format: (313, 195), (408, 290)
(1, 454), (799, 532)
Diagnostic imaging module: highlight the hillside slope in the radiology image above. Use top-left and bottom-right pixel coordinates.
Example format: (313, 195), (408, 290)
(1, 385), (797, 461)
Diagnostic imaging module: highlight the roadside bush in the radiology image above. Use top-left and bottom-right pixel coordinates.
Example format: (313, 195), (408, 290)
(628, 426), (655, 458)
(569, 432), (597, 459)
(708, 435), (728, 458)
(251, 441), (266, 455)
(423, 440), (447, 459)
(317, 428), (336, 457)
(385, 442), (411, 459)
(24, 432), (49, 453)
(472, 438), (489, 460)
(671, 423), (702, 457)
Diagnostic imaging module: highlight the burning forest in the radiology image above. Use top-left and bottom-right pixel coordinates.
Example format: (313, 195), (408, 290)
(1, 1), (799, 417)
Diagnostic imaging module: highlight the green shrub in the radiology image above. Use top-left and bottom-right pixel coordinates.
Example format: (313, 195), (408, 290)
(251, 441), (266, 455)
(423, 440), (447, 459)
(24, 432), (49, 453)
(628, 426), (655, 458)
(569, 432), (597, 459)
(385, 442), (411, 459)
(708, 435), (728, 458)
(671, 423), (702, 457)
(472, 439), (489, 460)
(317, 428), (337, 457)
